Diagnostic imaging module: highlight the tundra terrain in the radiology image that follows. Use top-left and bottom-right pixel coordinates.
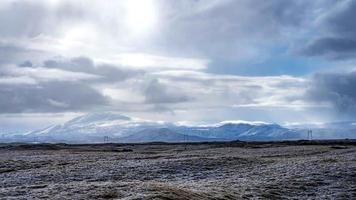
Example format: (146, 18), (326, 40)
(0, 140), (355, 199)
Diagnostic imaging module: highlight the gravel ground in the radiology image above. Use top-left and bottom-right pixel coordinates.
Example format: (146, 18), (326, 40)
(0, 142), (355, 199)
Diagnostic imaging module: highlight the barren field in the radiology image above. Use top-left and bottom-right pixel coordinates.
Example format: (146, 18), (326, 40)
(0, 141), (355, 199)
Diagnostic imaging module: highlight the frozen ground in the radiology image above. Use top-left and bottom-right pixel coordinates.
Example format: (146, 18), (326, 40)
(0, 141), (355, 199)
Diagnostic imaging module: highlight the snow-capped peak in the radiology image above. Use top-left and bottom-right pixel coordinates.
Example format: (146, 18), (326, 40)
(65, 112), (131, 126)
(203, 120), (272, 127)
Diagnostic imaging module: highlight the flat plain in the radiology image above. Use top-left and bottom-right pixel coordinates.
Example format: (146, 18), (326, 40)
(0, 140), (355, 199)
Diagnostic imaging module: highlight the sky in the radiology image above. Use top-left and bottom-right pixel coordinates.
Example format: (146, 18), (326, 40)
(1, 0), (356, 131)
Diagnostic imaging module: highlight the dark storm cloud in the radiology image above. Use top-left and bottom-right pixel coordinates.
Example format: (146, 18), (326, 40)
(143, 79), (191, 104)
(43, 57), (144, 83)
(300, 38), (356, 59)
(157, 0), (316, 59)
(259, 0), (310, 26)
(306, 71), (356, 115)
(0, 82), (108, 113)
(301, 0), (356, 59)
(322, 0), (356, 38)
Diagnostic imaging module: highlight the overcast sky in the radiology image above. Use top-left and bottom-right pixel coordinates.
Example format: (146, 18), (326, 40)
(1, 0), (356, 131)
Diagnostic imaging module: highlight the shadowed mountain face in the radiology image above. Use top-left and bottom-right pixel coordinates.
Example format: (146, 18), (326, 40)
(0, 112), (305, 143)
(172, 123), (301, 141)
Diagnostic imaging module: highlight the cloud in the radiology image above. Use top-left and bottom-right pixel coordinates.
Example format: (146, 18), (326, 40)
(94, 70), (319, 123)
(155, 0), (315, 60)
(150, 70), (309, 109)
(0, 0), (85, 38)
(143, 79), (191, 104)
(0, 42), (43, 65)
(0, 0), (353, 125)
(42, 56), (144, 83)
(19, 60), (33, 67)
(300, 0), (356, 59)
(0, 64), (100, 83)
(0, 1), (48, 38)
(0, 82), (109, 113)
(321, 0), (356, 38)
(300, 38), (356, 59)
(306, 71), (356, 116)
(0, 0), (320, 64)
(0, 55), (145, 114)
(111, 53), (208, 70)
(0, 76), (37, 85)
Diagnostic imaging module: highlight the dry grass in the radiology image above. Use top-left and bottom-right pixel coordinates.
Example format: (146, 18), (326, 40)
(0, 141), (355, 199)
(90, 188), (120, 199)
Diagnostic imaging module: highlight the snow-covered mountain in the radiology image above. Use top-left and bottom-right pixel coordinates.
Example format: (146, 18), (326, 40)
(118, 128), (214, 143)
(173, 122), (300, 141)
(32, 113), (302, 142)
(3, 112), (304, 143)
(23, 112), (171, 143)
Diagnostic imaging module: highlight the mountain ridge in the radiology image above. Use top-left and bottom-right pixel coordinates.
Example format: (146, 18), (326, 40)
(19, 113), (301, 143)
(2, 112), (354, 143)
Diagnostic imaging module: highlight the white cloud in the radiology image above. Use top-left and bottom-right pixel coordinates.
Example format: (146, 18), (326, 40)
(2, 65), (101, 83)
(102, 87), (145, 104)
(102, 53), (208, 70)
(0, 76), (37, 85)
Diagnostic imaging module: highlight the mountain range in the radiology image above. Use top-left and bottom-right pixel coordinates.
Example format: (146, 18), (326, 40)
(1, 112), (355, 143)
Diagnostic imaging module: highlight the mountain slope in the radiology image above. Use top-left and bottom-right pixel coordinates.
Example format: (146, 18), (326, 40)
(173, 123), (300, 141)
(26, 112), (169, 143)
(118, 128), (212, 143)
(22, 112), (303, 143)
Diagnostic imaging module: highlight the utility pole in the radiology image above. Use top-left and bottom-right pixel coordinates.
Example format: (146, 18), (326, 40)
(103, 136), (109, 143)
(307, 129), (313, 140)
(184, 134), (187, 150)
(33, 136), (38, 143)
